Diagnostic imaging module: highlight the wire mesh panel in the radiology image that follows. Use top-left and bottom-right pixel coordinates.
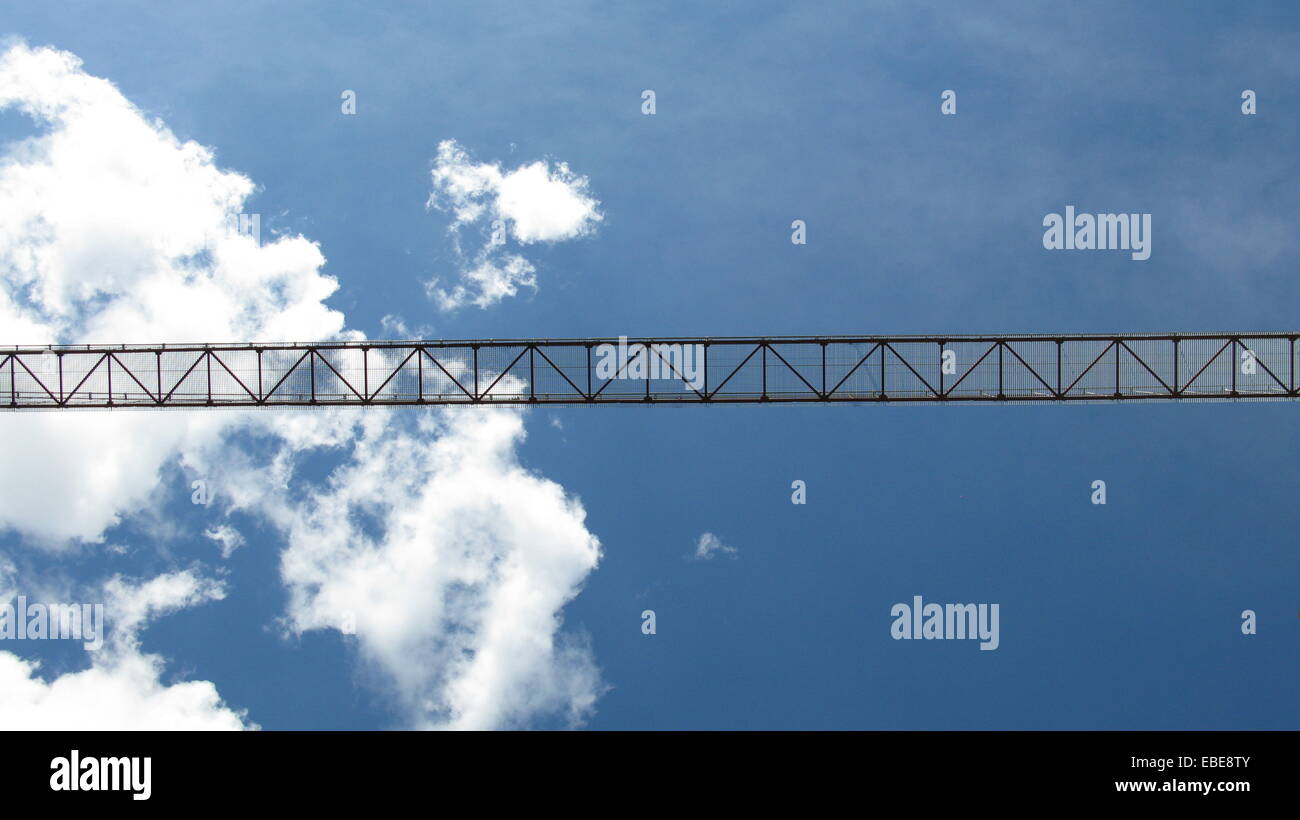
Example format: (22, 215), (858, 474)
(764, 342), (821, 399)
(1237, 337), (1291, 396)
(6, 352), (61, 406)
(883, 342), (940, 399)
(943, 341), (1001, 399)
(1119, 339), (1176, 397)
(825, 342), (882, 399)
(1000, 340), (1058, 399)
(0, 334), (1296, 409)
(1176, 338), (1227, 398)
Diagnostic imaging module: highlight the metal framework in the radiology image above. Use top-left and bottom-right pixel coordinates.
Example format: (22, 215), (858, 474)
(0, 332), (1297, 409)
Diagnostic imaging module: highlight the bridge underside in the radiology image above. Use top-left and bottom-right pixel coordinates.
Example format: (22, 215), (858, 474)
(0, 333), (1297, 409)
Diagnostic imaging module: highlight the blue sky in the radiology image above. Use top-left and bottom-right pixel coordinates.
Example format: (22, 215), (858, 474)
(0, 1), (1296, 729)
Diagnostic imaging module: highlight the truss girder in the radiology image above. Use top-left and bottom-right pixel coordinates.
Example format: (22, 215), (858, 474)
(0, 333), (1296, 409)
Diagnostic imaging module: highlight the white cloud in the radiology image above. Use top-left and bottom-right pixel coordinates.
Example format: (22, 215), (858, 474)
(100, 569), (224, 653)
(204, 524), (244, 559)
(0, 556), (15, 603)
(691, 532), (738, 561)
(425, 253), (537, 312)
(425, 139), (601, 310)
(0, 43), (607, 729)
(379, 313), (432, 339)
(244, 405), (604, 730)
(0, 42), (351, 544)
(0, 652), (252, 730)
(0, 570), (256, 730)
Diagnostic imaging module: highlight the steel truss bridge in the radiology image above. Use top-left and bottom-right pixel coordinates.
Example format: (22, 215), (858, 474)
(0, 332), (1297, 410)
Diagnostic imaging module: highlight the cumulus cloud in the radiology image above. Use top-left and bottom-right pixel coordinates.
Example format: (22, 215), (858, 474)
(691, 532), (738, 561)
(0, 42), (606, 730)
(425, 253), (537, 312)
(0, 570), (255, 730)
(425, 139), (602, 310)
(204, 524), (244, 559)
(206, 403), (603, 730)
(0, 42), (351, 544)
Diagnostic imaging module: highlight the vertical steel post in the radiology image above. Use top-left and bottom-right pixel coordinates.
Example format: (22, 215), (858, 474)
(821, 342), (827, 397)
(1113, 340), (1119, 397)
(998, 342), (1004, 398)
(879, 342), (886, 399)
(938, 341), (944, 397)
(703, 342), (709, 399)
(1231, 339), (1237, 395)
(1173, 338), (1179, 395)
(1056, 340), (1062, 397)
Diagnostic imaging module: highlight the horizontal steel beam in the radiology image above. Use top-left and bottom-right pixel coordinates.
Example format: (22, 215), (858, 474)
(0, 333), (1296, 409)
